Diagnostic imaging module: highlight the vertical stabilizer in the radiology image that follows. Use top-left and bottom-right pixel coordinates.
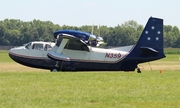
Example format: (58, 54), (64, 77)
(128, 17), (165, 59)
(120, 17), (165, 71)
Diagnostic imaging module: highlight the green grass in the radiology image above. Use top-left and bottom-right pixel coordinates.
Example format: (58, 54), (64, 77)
(0, 72), (180, 108)
(162, 54), (180, 61)
(1, 51), (180, 107)
(0, 50), (13, 62)
(164, 48), (180, 54)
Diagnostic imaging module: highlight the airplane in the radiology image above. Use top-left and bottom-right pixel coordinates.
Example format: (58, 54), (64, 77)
(9, 17), (166, 73)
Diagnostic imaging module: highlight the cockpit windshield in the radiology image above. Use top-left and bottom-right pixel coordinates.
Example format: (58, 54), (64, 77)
(25, 42), (31, 49)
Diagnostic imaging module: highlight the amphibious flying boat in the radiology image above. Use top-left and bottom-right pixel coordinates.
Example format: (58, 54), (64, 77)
(9, 17), (166, 72)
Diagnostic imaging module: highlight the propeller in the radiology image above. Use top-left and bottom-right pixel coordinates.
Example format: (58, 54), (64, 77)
(96, 24), (104, 46)
(89, 23), (104, 46)
(91, 23), (94, 35)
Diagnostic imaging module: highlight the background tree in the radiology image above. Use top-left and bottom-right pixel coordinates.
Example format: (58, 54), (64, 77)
(0, 19), (180, 48)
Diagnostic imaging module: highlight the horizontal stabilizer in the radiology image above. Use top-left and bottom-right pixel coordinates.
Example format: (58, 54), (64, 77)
(47, 52), (70, 61)
(140, 46), (158, 53)
(140, 46), (158, 57)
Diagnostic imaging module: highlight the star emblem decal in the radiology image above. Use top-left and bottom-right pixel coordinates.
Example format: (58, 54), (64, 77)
(157, 31), (161, 34)
(145, 31), (148, 34)
(147, 37), (151, 40)
(151, 26), (155, 30)
(156, 37), (159, 40)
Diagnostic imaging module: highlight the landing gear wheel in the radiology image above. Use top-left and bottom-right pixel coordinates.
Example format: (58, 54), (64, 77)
(50, 61), (60, 72)
(51, 69), (58, 72)
(137, 68), (141, 73)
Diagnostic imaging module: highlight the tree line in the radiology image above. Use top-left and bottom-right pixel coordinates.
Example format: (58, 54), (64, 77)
(0, 19), (180, 48)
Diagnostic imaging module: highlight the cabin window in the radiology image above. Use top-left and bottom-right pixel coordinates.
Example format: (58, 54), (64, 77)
(32, 43), (43, 50)
(25, 42), (31, 49)
(44, 44), (52, 51)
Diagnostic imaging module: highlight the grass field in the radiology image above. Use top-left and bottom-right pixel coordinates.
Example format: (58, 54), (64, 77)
(0, 51), (180, 108)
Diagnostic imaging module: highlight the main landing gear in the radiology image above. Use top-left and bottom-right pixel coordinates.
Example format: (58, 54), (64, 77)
(51, 69), (58, 72)
(137, 67), (141, 73)
(50, 61), (60, 72)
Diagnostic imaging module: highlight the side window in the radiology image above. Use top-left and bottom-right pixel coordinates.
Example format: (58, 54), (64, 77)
(32, 43), (43, 50)
(25, 42), (31, 49)
(44, 44), (52, 51)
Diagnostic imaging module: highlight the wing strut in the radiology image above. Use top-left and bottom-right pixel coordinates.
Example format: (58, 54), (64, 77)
(57, 38), (69, 54)
(47, 38), (70, 61)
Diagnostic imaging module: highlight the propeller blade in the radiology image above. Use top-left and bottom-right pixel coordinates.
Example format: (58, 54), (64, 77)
(91, 23), (94, 34)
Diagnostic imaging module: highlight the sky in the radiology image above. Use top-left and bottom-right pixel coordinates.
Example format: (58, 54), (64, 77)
(0, 0), (180, 28)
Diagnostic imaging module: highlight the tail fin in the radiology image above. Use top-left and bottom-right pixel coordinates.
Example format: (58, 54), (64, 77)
(128, 17), (165, 60)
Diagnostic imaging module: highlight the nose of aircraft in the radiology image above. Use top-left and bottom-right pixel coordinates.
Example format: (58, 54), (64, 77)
(9, 47), (19, 62)
(9, 47), (19, 56)
(8, 50), (16, 64)
(8, 46), (26, 62)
